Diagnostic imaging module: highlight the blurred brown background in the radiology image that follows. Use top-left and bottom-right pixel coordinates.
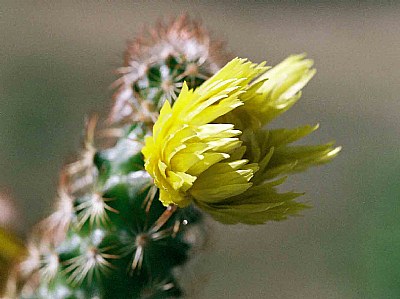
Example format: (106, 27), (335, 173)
(1, 1), (399, 298)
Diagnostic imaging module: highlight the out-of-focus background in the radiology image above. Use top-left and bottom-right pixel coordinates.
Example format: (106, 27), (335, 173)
(1, 1), (399, 298)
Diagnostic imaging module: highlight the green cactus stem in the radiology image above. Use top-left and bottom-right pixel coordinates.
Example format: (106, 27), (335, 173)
(6, 16), (226, 299)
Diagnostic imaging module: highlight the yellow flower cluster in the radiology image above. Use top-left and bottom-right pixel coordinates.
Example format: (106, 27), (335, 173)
(142, 55), (340, 224)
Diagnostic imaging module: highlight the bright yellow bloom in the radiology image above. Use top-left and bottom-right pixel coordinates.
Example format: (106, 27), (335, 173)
(142, 56), (340, 224)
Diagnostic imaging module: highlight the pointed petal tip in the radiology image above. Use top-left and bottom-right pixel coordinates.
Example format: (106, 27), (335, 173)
(327, 146), (342, 157)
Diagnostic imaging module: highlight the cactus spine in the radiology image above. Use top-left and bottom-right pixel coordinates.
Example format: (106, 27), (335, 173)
(5, 16), (227, 299)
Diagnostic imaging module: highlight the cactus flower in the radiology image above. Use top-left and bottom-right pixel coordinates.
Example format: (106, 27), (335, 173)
(143, 55), (340, 224)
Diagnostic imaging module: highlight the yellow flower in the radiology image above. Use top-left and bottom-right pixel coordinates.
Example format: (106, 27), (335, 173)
(142, 56), (340, 224)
